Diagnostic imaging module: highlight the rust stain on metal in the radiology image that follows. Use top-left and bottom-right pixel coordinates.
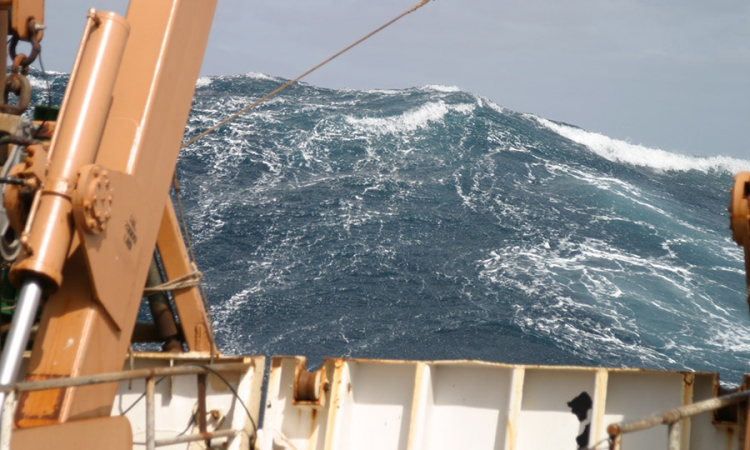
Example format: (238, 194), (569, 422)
(207, 370), (232, 393)
(715, 384), (741, 424)
(607, 424), (621, 438)
(31, 120), (55, 139)
(195, 430), (231, 441)
(15, 374), (67, 427)
(308, 408), (319, 448)
(295, 368), (322, 403)
(292, 357), (326, 405)
(681, 372), (695, 450)
(197, 373), (208, 434)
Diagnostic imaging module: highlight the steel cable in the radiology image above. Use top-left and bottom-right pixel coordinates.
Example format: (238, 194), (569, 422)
(181, 0), (431, 149)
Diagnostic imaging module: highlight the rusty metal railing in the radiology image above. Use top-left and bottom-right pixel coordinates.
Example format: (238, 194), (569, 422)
(0, 362), (254, 450)
(606, 390), (750, 450)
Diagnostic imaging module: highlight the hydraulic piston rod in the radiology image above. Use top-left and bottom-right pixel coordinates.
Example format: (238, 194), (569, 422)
(0, 278), (43, 417)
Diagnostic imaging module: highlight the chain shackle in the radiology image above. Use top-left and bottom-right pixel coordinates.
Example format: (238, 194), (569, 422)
(0, 74), (32, 115)
(8, 19), (43, 75)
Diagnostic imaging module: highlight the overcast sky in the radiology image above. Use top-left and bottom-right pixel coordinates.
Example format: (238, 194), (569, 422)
(41, 0), (750, 158)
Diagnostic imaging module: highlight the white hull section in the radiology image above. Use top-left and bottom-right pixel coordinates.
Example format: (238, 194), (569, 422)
(111, 353), (265, 450)
(6, 353), (736, 450)
(257, 357), (741, 450)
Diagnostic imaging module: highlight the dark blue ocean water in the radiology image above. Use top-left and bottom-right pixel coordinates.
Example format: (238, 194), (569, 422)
(30, 72), (750, 383)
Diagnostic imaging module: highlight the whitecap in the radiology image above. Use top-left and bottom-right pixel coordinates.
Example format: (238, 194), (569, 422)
(195, 76), (212, 88)
(242, 72), (281, 81)
(344, 101), (473, 134)
(355, 88), (401, 95)
(26, 75), (50, 90)
(484, 99), (505, 115)
(421, 84), (461, 93)
(531, 116), (750, 174)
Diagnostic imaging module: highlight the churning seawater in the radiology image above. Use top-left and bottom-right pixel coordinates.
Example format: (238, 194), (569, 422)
(29, 71), (750, 384)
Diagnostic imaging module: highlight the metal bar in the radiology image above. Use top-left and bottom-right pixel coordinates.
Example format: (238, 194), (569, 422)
(0, 390), (15, 450)
(156, 203), (214, 353)
(0, 9), (6, 93)
(145, 257), (182, 352)
(154, 428), (240, 447)
(0, 279), (43, 416)
(668, 420), (681, 450)
(146, 375), (155, 450)
(197, 373), (210, 449)
(608, 390), (750, 437)
(0, 362), (251, 393)
(197, 373), (208, 434)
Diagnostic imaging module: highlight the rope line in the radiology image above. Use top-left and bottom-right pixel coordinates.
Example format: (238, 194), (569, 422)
(143, 270), (203, 295)
(181, 0), (431, 149)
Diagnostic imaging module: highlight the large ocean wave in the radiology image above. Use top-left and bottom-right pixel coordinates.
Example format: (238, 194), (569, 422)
(28, 71), (750, 383)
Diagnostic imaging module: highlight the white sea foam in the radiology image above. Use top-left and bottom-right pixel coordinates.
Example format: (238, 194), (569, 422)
(242, 72), (280, 81)
(28, 77), (47, 91)
(421, 84), (461, 93)
(195, 76), (212, 88)
(532, 116), (750, 173)
(357, 88), (401, 95)
(476, 227), (747, 371)
(484, 98), (505, 115)
(344, 101), (473, 134)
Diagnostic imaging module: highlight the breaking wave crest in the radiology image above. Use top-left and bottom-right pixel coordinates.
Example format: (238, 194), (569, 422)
(533, 116), (750, 173)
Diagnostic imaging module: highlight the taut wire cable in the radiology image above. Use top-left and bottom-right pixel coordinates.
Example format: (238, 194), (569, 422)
(181, 0), (431, 149)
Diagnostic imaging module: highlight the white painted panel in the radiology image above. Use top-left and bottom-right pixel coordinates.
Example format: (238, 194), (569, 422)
(517, 369), (596, 450)
(115, 363), (203, 449)
(264, 357), (324, 450)
(338, 362), (417, 450)
(604, 372), (684, 450)
(257, 357), (737, 450)
(690, 373), (735, 450)
(326, 360), (354, 449)
(112, 355), (262, 450)
(416, 363), (513, 450)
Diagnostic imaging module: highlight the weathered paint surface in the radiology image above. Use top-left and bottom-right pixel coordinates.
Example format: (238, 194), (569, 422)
(111, 353), (264, 450)
(257, 357), (740, 450)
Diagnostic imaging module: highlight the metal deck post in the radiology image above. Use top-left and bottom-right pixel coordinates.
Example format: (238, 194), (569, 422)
(146, 375), (155, 450)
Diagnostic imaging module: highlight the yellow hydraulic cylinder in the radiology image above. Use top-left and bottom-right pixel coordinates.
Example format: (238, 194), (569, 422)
(11, 10), (129, 290)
